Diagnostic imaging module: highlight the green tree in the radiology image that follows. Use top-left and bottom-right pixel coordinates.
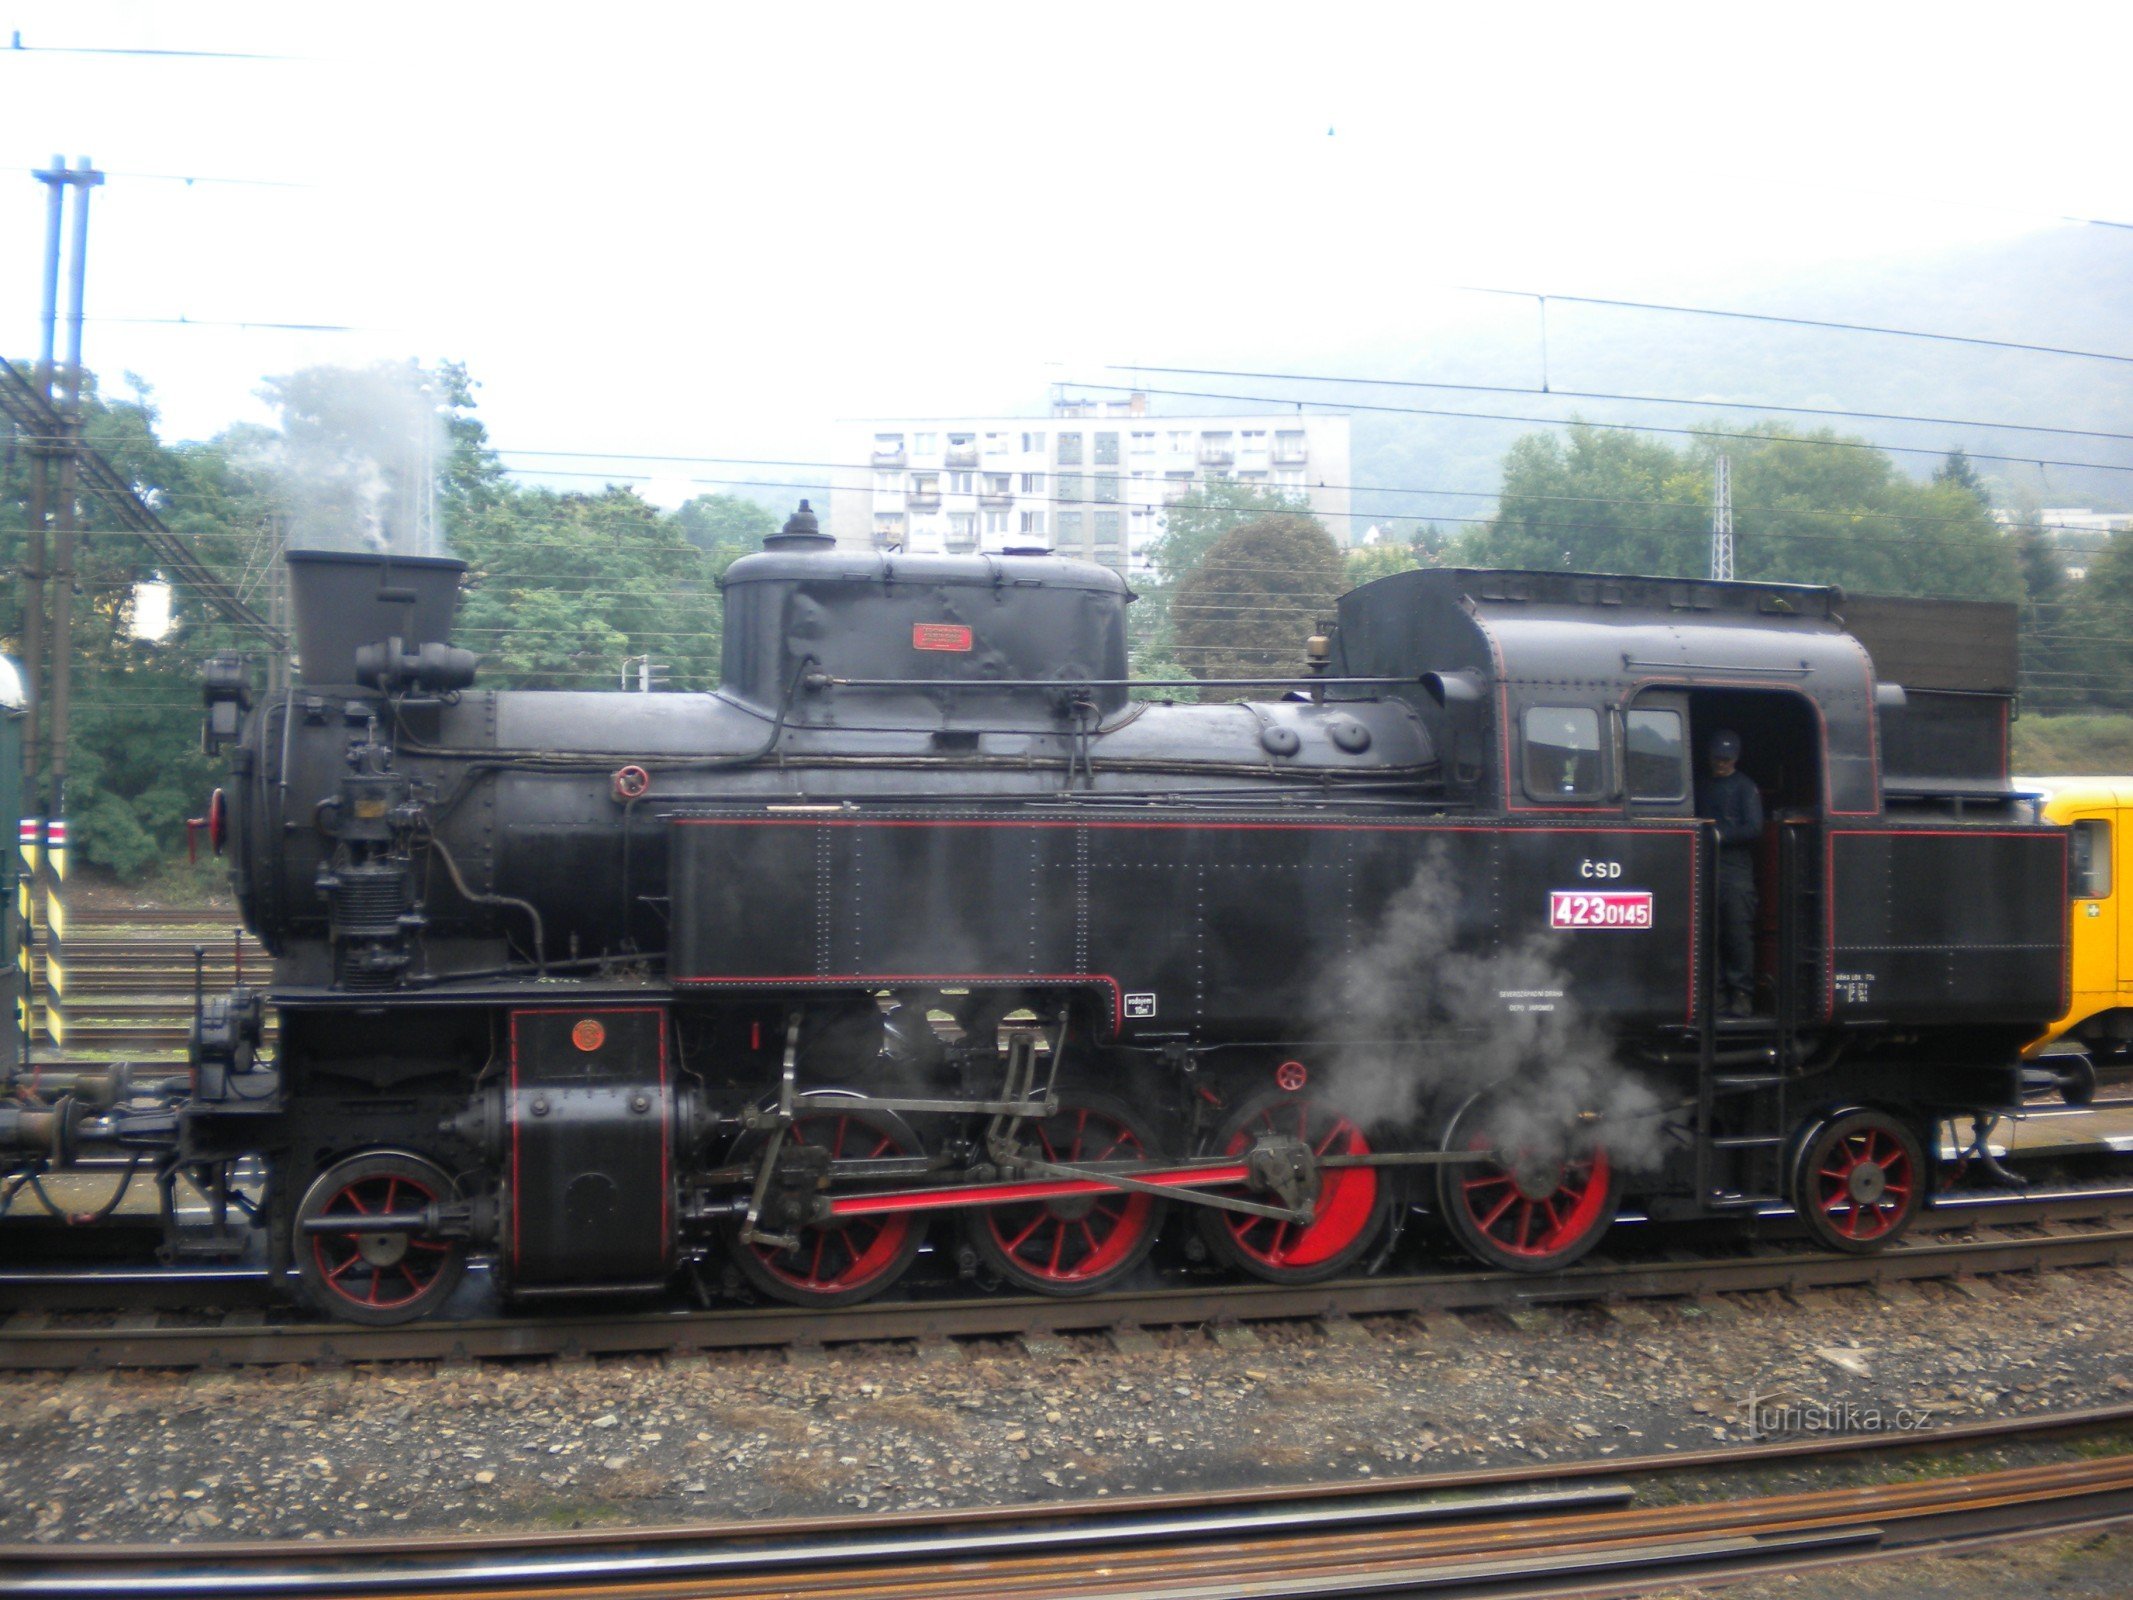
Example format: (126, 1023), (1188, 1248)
(452, 485), (724, 691)
(1933, 448), (1989, 504)
(1464, 422), (2017, 602)
(1170, 513), (1344, 693)
(1131, 480), (1312, 686)
(2065, 526), (2133, 713)
(1148, 479), (1310, 587)
(2011, 515), (2078, 712)
(675, 493), (777, 574)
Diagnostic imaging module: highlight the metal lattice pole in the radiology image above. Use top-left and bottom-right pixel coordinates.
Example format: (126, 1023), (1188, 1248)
(1710, 453), (1734, 582)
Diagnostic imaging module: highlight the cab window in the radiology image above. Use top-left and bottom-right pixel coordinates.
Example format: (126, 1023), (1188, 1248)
(1625, 708), (1686, 801)
(2073, 819), (2112, 898)
(1522, 707), (1602, 801)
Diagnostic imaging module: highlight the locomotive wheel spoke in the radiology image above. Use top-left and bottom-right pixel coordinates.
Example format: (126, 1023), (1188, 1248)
(296, 1154), (465, 1327)
(1439, 1102), (1618, 1274)
(1794, 1111), (1922, 1254)
(971, 1093), (1166, 1296)
(729, 1101), (928, 1308)
(1203, 1086), (1388, 1284)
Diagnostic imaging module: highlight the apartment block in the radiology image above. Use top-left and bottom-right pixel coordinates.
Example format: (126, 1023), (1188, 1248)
(826, 394), (1352, 569)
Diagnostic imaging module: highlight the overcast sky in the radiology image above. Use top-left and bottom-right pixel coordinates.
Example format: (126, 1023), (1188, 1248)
(3, 2), (2127, 506)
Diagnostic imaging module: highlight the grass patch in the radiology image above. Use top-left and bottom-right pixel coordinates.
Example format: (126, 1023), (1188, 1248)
(698, 1403), (814, 1445)
(2013, 713), (2133, 776)
(865, 1395), (964, 1436)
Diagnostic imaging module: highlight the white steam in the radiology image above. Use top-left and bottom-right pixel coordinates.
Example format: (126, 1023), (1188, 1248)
(254, 362), (452, 557)
(1314, 846), (1669, 1172)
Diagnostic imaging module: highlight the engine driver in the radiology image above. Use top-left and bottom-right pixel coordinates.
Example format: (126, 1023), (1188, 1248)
(1698, 729), (1763, 1017)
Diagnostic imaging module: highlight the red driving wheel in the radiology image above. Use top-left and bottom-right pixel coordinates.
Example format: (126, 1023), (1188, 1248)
(294, 1152), (466, 1325)
(968, 1093), (1166, 1296)
(1437, 1099), (1618, 1273)
(725, 1100), (929, 1307)
(1199, 1088), (1391, 1284)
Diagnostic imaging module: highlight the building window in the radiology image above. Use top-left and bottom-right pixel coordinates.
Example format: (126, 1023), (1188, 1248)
(1094, 432), (1120, 466)
(1057, 473), (1087, 502)
(1019, 472), (1045, 494)
(1093, 511), (1122, 545)
(1056, 432), (1083, 466)
(873, 432), (906, 460)
(874, 470), (903, 494)
(1020, 510), (1046, 536)
(1130, 431), (1156, 456)
(945, 433), (977, 463)
(1167, 430), (1191, 453)
(947, 471), (974, 495)
(1163, 471), (1196, 503)
(1274, 468), (1305, 491)
(983, 432), (1009, 454)
(947, 512), (977, 553)
(911, 473), (940, 500)
(1057, 510), (1084, 546)
(873, 512), (906, 545)
(1095, 473), (1121, 503)
(1199, 431), (1234, 463)
(913, 432), (937, 455)
(1274, 430), (1307, 464)
(983, 473), (1011, 496)
(1021, 431), (1046, 453)
(983, 509), (1009, 536)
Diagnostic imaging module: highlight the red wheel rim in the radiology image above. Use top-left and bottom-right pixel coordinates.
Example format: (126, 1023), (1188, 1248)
(1457, 1140), (1613, 1260)
(751, 1113), (916, 1295)
(1221, 1099), (1378, 1270)
(309, 1171), (454, 1313)
(985, 1105), (1156, 1285)
(1814, 1126), (1914, 1242)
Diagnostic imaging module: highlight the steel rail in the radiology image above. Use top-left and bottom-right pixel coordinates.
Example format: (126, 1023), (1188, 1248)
(16, 1400), (2132, 1565)
(2, 1201), (2128, 1372)
(7, 1418), (2133, 1598)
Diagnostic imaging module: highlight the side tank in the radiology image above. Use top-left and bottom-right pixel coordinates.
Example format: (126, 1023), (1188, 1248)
(215, 519), (1436, 989)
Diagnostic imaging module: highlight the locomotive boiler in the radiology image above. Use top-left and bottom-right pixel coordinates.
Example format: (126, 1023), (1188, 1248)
(5, 505), (2075, 1322)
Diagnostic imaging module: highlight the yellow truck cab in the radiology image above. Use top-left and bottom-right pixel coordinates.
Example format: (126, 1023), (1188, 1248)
(2019, 776), (2133, 1101)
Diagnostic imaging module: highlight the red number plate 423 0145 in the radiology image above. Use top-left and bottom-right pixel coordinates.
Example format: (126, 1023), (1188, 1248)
(1548, 890), (1653, 930)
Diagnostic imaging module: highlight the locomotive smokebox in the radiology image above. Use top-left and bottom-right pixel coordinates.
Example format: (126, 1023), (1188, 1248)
(287, 549), (468, 687)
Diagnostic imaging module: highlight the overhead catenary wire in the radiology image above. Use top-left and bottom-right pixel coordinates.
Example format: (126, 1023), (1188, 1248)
(1453, 285), (2133, 367)
(1061, 383), (2133, 478)
(1106, 364), (2133, 447)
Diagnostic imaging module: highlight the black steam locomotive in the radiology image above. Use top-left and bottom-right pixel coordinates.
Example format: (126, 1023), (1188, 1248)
(5, 506), (2070, 1322)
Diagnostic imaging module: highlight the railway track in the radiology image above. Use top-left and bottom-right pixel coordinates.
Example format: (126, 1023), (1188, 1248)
(4, 1185), (2129, 1373)
(5, 1404), (2130, 1598)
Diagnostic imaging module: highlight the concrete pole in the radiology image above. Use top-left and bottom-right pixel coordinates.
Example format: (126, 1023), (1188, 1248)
(47, 158), (102, 821)
(20, 158), (67, 801)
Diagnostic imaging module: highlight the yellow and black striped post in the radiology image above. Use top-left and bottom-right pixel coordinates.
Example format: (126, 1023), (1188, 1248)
(15, 818), (35, 1058)
(40, 817), (65, 1054)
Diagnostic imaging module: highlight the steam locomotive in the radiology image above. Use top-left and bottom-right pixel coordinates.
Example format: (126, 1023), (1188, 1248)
(2, 505), (2071, 1322)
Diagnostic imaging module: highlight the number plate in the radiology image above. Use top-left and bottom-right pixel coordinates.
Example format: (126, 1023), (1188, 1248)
(1548, 890), (1654, 930)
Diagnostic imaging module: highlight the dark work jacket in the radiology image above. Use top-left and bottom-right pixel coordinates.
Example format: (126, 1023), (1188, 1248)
(1696, 768), (1764, 852)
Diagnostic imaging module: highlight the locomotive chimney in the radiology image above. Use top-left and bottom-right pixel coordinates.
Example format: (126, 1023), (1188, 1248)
(764, 499), (833, 551)
(285, 550), (468, 687)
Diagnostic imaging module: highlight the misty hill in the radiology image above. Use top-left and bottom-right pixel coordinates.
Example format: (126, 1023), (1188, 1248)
(1119, 226), (2132, 538)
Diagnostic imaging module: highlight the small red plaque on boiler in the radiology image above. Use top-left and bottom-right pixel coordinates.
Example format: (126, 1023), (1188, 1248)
(913, 623), (973, 652)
